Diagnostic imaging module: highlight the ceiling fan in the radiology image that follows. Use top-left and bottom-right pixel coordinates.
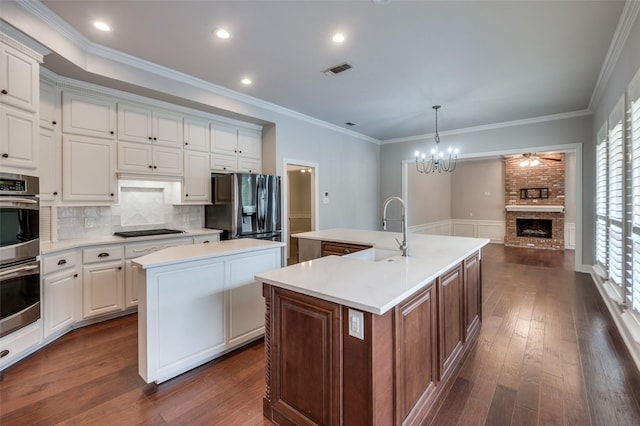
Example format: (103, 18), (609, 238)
(519, 152), (562, 167)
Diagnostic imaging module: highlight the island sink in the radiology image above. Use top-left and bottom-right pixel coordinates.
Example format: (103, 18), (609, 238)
(344, 246), (401, 262)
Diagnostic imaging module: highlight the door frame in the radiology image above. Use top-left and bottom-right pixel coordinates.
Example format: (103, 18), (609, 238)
(283, 158), (319, 264)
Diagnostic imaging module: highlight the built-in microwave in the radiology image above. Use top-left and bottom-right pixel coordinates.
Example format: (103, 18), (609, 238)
(0, 173), (39, 266)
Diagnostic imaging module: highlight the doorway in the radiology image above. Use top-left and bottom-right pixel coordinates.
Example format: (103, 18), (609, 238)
(284, 160), (318, 265)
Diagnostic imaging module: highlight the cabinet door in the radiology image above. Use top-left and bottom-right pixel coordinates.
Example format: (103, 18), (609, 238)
(62, 135), (117, 202)
(62, 91), (116, 139)
(153, 146), (183, 175)
(124, 260), (137, 308)
(183, 116), (209, 151)
(39, 127), (60, 200)
(183, 151), (210, 202)
(83, 261), (124, 318)
(211, 123), (237, 154)
(44, 269), (79, 337)
(227, 250), (280, 345)
(438, 265), (464, 381)
(210, 153), (237, 173)
(237, 127), (261, 159)
(0, 42), (38, 112)
(39, 79), (58, 129)
(0, 105), (38, 169)
(395, 283), (438, 425)
(464, 251), (482, 339)
(118, 141), (153, 173)
(237, 157), (261, 174)
(153, 109), (182, 148)
(117, 102), (152, 144)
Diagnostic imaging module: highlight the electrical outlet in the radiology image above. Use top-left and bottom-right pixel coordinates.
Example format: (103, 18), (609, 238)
(348, 308), (364, 340)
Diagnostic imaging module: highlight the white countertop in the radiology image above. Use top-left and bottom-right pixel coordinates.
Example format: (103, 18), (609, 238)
(132, 238), (285, 269)
(258, 229), (489, 315)
(40, 229), (223, 254)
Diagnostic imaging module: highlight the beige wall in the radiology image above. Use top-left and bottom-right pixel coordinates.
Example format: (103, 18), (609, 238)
(407, 166), (451, 226)
(451, 158), (504, 221)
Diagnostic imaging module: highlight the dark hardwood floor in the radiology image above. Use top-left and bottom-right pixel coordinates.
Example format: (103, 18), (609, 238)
(1, 244), (639, 425)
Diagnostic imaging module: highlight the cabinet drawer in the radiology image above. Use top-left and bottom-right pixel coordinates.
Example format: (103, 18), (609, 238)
(124, 238), (191, 259)
(83, 246), (124, 264)
(321, 242), (371, 256)
(193, 234), (220, 244)
(42, 250), (79, 275)
(211, 153), (236, 172)
(0, 320), (41, 369)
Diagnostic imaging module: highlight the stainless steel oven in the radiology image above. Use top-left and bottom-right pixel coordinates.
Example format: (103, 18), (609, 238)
(0, 259), (40, 337)
(0, 172), (40, 338)
(0, 172), (39, 265)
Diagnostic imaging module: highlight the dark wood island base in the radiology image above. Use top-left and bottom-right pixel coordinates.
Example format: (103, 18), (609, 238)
(261, 251), (482, 425)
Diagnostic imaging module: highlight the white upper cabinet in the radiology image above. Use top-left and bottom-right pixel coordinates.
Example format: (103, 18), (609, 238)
(62, 91), (117, 139)
(211, 123), (238, 155)
(0, 105), (38, 169)
(39, 79), (58, 129)
(39, 127), (60, 201)
(183, 150), (210, 202)
(118, 142), (182, 175)
(117, 102), (182, 148)
(183, 115), (210, 152)
(62, 134), (117, 202)
(0, 41), (39, 113)
(237, 128), (261, 159)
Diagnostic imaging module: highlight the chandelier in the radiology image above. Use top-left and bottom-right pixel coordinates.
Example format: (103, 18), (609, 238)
(415, 105), (458, 173)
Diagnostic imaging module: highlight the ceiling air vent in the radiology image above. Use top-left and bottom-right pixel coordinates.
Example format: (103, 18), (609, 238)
(323, 63), (352, 76)
(345, 122), (359, 127)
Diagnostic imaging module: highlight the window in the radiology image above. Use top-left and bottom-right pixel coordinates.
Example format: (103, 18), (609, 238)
(630, 69), (640, 313)
(596, 124), (608, 273)
(608, 97), (625, 289)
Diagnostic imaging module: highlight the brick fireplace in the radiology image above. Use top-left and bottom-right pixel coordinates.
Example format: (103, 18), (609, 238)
(504, 154), (565, 250)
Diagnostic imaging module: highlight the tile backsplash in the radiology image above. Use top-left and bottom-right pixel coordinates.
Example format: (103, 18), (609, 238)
(56, 180), (204, 240)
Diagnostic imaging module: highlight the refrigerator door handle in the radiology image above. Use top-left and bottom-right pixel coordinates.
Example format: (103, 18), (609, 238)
(257, 175), (265, 232)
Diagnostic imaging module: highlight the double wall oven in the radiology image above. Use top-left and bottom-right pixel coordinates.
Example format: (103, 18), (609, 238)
(0, 172), (40, 339)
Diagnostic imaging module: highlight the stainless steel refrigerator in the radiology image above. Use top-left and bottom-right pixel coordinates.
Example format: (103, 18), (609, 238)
(205, 173), (282, 241)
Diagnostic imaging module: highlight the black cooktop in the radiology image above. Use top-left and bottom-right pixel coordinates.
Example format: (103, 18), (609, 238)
(114, 229), (185, 238)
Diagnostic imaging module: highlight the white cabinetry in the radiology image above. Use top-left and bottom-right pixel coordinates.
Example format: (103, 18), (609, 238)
(183, 150), (210, 202)
(62, 91), (116, 139)
(211, 123), (262, 173)
(0, 320), (41, 370)
(117, 141), (183, 175)
(62, 134), (117, 202)
(123, 237), (192, 308)
(39, 127), (60, 201)
(82, 246), (124, 318)
(117, 102), (182, 147)
(0, 104), (38, 169)
(0, 40), (39, 112)
(39, 79), (58, 129)
(136, 245), (281, 383)
(183, 116), (210, 151)
(42, 250), (80, 338)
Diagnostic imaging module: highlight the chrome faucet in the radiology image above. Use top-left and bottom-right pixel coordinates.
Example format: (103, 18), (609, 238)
(382, 196), (409, 256)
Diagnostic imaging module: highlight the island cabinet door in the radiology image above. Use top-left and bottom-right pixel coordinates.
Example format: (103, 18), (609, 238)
(394, 283), (439, 425)
(264, 286), (341, 426)
(463, 251), (482, 340)
(437, 264), (465, 382)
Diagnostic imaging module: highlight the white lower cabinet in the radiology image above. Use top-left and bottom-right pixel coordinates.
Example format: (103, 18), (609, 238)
(0, 320), (42, 370)
(44, 268), (80, 337)
(137, 246), (281, 383)
(82, 246), (125, 318)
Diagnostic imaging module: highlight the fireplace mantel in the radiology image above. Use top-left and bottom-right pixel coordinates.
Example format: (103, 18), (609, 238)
(505, 205), (564, 213)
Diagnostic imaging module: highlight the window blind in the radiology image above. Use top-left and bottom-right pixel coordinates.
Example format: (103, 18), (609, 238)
(630, 69), (640, 313)
(596, 124), (608, 272)
(608, 97), (625, 289)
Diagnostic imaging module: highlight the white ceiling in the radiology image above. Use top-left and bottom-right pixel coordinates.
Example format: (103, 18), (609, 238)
(36, 0), (625, 141)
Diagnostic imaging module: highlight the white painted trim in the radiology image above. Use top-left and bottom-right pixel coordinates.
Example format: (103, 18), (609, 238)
(283, 159), (319, 264)
(382, 110), (591, 144)
(0, 25), (47, 59)
(408, 219), (505, 244)
(505, 205), (564, 213)
(409, 220), (452, 236)
(565, 222), (576, 250)
(588, 0), (640, 111)
(591, 271), (640, 373)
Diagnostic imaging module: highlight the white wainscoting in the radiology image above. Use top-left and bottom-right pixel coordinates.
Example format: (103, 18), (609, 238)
(565, 222), (576, 250)
(409, 219), (505, 243)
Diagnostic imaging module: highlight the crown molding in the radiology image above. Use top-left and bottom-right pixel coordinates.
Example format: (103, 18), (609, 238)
(382, 110), (592, 145)
(0, 23), (46, 61)
(588, 0), (640, 111)
(12, 0), (379, 145)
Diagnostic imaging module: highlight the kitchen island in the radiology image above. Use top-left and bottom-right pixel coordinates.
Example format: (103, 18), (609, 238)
(132, 238), (284, 384)
(256, 229), (489, 425)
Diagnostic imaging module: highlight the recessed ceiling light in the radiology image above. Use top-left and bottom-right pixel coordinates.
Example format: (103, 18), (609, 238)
(215, 28), (231, 39)
(332, 33), (345, 43)
(93, 21), (111, 32)
(241, 78), (252, 85)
